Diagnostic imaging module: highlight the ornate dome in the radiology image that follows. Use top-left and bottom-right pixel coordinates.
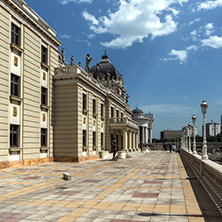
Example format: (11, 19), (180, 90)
(133, 108), (144, 114)
(89, 53), (122, 80)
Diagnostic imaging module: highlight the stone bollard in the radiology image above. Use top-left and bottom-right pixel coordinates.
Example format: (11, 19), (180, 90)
(117, 151), (127, 159)
(63, 173), (71, 180)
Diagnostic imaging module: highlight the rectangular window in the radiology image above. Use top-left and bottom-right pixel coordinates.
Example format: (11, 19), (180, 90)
(11, 74), (19, 97)
(41, 87), (47, 105)
(121, 112), (123, 117)
(11, 23), (20, 46)
(93, 132), (96, 147)
(41, 45), (47, 64)
(101, 133), (103, 147)
(10, 125), (19, 147)
(116, 110), (119, 118)
(83, 130), (86, 147)
(101, 103), (104, 117)
(111, 107), (114, 118)
(93, 98), (96, 114)
(41, 128), (47, 147)
(83, 93), (87, 110)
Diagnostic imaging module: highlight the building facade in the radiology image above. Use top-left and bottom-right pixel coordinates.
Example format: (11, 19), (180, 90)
(53, 54), (139, 162)
(132, 108), (154, 144)
(0, 0), (138, 168)
(161, 130), (182, 140)
(205, 120), (221, 136)
(0, 0), (61, 167)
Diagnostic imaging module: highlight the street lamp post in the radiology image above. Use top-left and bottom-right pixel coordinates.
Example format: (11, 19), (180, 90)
(192, 115), (197, 154)
(185, 127), (188, 150)
(201, 100), (208, 160)
(188, 122), (192, 152)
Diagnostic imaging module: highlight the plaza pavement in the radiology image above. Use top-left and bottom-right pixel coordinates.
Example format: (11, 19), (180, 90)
(0, 151), (221, 222)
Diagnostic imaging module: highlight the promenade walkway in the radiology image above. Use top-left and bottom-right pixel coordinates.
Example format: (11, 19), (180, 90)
(0, 151), (221, 222)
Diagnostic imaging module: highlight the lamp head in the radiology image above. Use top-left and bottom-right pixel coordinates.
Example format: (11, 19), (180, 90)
(201, 100), (208, 114)
(192, 115), (196, 124)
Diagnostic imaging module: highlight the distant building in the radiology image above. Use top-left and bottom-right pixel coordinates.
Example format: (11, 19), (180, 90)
(205, 120), (221, 136)
(132, 108), (154, 144)
(161, 130), (182, 140)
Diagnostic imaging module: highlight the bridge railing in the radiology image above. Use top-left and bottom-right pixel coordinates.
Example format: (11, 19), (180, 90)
(180, 148), (222, 212)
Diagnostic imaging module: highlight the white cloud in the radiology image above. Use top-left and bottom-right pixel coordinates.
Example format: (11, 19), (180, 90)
(189, 18), (201, 25)
(201, 35), (222, 48)
(197, 0), (222, 11)
(82, 11), (99, 25)
(162, 45), (198, 64)
(205, 23), (214, 36)
(60, 34), (71, 38)
(169, 49), (187, 64)
(82, 0), (189, 48)
(59, 0), (93, 4)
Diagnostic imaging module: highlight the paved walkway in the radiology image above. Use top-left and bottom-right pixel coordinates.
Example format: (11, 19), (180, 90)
(0, 151), (221, 222)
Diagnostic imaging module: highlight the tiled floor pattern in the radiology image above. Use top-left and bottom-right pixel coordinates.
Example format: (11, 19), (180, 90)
(0, 151), (216, 221)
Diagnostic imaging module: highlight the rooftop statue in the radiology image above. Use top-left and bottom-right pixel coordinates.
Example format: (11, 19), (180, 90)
(70, 55), (74, 65)
(85, 53), (92, 72)
(126, 94), (129, 103)
(78, 62), (81, 67)
(61, 47), (65, 63)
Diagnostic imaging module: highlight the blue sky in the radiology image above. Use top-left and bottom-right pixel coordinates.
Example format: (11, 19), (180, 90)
(25, 0), (222, 138)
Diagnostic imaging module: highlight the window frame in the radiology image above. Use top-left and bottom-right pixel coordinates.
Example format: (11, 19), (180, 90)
(10, 125), (19, 147)
(83, 130), (87, 147)
(83, 93), (87, 110)
(101, 103), (104, 117)
(93, 98), (96, 114)
(41, 45), (47, 64)
(93, 131), (96, 147)
(11, 74), (19, 97)
(41, 128), (47, 147)
(41, 87), (47, 105)
(11, 22), (20, 46)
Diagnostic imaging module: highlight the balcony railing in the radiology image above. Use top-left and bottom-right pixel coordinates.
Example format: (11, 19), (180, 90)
(110, 117), (138, 129)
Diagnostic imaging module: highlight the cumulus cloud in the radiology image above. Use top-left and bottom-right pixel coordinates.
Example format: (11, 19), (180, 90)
(59, 0), (93, 4)
(197, 0), (222, 11)
(60, 34), (71, 38)
(82, 11), (99, 25)
(162, 45), (198, 64)
(205, 23), (214, 36)
(201, 35), (222, 48)
(82, 0), (189, 48)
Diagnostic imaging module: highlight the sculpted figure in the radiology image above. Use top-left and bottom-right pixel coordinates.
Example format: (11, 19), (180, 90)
(70, 55), (74, 65)
(126, 93), (129, 103)
(96, 63), (99, 75)
(61, 47), (65, 63)
(85, 53), (92, 72)
(78, 62), (81, 67)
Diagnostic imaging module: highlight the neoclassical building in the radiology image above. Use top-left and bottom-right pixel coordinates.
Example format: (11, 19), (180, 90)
(132, 108), (155, 144)
(0, 0), (138, 168)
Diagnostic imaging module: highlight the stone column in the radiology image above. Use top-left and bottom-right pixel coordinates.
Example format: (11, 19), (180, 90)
(129, 131), (132, 151)
(143, 127), (146, 143)
(135, 132), (138, 150)
(133, 132), (136, 151)
(118, 131), (121, 150)
(149, 129), (152, 143)
(123, 129), (128, 151)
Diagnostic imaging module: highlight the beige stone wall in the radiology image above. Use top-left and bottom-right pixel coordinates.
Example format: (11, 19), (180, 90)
(23, 25), (41, 159)
(0, 6), (10, 161)
(49, 46), (59, 156)
(53, 84), (78, 157)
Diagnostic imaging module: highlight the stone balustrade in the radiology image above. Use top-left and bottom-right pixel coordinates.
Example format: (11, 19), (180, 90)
(180, 148), (222, 211)
(110, 117), (138, 129)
